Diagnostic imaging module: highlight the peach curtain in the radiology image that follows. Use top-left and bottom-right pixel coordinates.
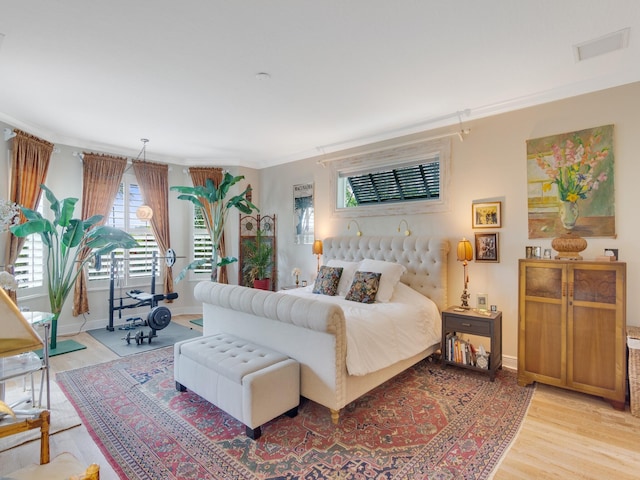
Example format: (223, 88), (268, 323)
(3, 130), (53, 303)
(72, 153), (128, 316)
(132, 159), (174, 296)
(188, 167), (228, 284)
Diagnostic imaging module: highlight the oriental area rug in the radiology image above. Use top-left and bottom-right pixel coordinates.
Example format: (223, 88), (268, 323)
(57, 347), (534, 480)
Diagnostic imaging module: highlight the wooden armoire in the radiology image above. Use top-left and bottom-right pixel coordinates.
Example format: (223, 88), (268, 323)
(518, 259), (626, 409)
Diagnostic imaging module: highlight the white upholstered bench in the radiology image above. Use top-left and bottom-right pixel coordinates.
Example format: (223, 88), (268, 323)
(174, 333), (300, 439)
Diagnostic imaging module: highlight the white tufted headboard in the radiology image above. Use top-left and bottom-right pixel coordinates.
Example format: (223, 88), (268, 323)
(322, 236), (450, 311)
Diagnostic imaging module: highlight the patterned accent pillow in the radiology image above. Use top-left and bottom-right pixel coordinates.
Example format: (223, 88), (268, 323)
(345, 271), (381, 304)
(326, 259), (359, 296)
(312, 266), (343, 296)
(358, 259), (406, 302)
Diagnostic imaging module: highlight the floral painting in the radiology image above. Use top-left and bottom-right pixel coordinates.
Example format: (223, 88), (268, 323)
(526, 125), (615, 239)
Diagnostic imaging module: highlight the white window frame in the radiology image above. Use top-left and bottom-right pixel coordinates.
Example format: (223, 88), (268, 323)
(330, 138), (450, 217)
(12, 201), (45, 293)
(88, 173), (159, 287)
(13, 227), (45, 292)
(190, 203), (213, 279)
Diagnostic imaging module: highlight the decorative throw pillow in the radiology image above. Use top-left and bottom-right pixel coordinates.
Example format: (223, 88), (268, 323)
(345, 271), (381, 304)
(326, 259), (359, 296)
(357, 259), (406, 302)
(312, 266), (343, 296)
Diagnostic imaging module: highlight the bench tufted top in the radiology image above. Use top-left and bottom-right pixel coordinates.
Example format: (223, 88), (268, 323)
(176, 333), (290, 384)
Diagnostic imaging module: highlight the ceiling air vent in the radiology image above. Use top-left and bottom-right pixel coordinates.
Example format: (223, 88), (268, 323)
(574, 28), (630, 62)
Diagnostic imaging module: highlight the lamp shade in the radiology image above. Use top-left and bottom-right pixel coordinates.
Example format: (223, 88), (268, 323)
(0, 288), (44, 358)
(312, 239), (323, 255)
(136, 205), (153, 221)
(457, 238), (473, 262)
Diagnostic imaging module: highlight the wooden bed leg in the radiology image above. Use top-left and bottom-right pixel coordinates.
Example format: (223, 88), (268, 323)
(330, 409), (339, 424)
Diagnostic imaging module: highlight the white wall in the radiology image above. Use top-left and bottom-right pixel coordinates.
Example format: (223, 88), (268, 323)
(259, 81), (640, 367)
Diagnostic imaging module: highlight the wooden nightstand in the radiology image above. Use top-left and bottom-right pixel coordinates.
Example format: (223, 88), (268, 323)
(441, 306), (502, 381)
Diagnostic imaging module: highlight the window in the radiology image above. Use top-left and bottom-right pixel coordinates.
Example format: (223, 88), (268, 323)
(13, 202), (44, 290)
(193, 206), (212, 275)
(89, 175), (159, 284)
(331, 138), (450, 217)
(344, 161), (440, 205)
(13, 233), (44, 289)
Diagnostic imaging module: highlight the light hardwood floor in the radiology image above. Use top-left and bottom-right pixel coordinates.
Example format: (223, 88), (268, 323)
(2, 315), (640, 479)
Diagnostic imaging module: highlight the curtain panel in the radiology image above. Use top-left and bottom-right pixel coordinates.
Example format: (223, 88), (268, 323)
(4, 130), (53, 303)
(188, 167), (228, 284)
(132, 159), (174, 297)
(72, 153), (128, 316)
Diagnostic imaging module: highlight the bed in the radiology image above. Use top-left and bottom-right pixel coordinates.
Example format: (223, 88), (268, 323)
(194, 235), (449, 422)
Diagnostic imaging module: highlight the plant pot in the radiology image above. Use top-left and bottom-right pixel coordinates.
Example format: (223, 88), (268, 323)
(253, 279), (271, 290)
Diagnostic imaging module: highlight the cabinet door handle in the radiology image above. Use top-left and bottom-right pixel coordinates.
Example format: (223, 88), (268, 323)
(569, 282), (574, 297)
(462, 322), (471, 327)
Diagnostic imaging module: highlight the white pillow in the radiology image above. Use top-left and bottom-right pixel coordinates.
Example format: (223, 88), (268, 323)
(357, 259), (406, 302)
(326, 259), (359, 296)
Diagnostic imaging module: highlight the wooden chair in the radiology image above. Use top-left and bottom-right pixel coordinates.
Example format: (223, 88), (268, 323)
(0, 287), (51, 467)
(0, 408), (50, 464)
(0, 288), (50, 410)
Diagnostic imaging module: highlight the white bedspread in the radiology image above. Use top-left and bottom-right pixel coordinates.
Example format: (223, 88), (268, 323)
(279, 283), (441, 376)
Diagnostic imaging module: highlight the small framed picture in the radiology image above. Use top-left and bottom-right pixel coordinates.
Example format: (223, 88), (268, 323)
(475, 232), (499, 263)
(472, 201), (501, 229)
(477, 294), (489, 311)
(604, 248), (618, 260)
(533, 246), (542, 259)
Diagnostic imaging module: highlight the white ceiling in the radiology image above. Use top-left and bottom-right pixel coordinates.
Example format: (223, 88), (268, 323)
(0, 1), (639, 169)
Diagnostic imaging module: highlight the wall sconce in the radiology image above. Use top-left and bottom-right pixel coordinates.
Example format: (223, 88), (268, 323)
(312, 239), (323, 272)
(457, 238), (473, 309)
(397, 219), (411, 236)
(347, 220), (362, 236)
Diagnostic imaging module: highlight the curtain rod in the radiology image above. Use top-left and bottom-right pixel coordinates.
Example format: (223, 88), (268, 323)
(315, 108), (471, 166)
(316, 128), (469, 166)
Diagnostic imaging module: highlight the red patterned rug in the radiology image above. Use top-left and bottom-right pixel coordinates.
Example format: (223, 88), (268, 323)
(57, 347), (533, 479)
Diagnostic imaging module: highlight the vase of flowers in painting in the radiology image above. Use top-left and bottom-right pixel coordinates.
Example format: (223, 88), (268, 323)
(537, 132), (609, 259)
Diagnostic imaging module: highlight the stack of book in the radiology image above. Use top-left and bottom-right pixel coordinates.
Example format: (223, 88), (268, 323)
(445, 333), (489, 369)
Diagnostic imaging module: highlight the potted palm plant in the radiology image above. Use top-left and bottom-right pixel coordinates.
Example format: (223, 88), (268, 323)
(171, 173), (257, 282)
(242, 228), (273, 290)
(10, 185), (138, 349)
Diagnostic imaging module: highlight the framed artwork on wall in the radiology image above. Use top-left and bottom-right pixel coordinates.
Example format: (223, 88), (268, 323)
(472, 201), (501, 228)
(525, 125), (615, 239)
(475, 232), (499, 263)
(294, 183), (314, 245)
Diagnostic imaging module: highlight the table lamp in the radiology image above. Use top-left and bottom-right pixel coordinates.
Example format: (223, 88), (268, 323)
(457, 238), (473, 308)
(312, 240), (323, 272)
